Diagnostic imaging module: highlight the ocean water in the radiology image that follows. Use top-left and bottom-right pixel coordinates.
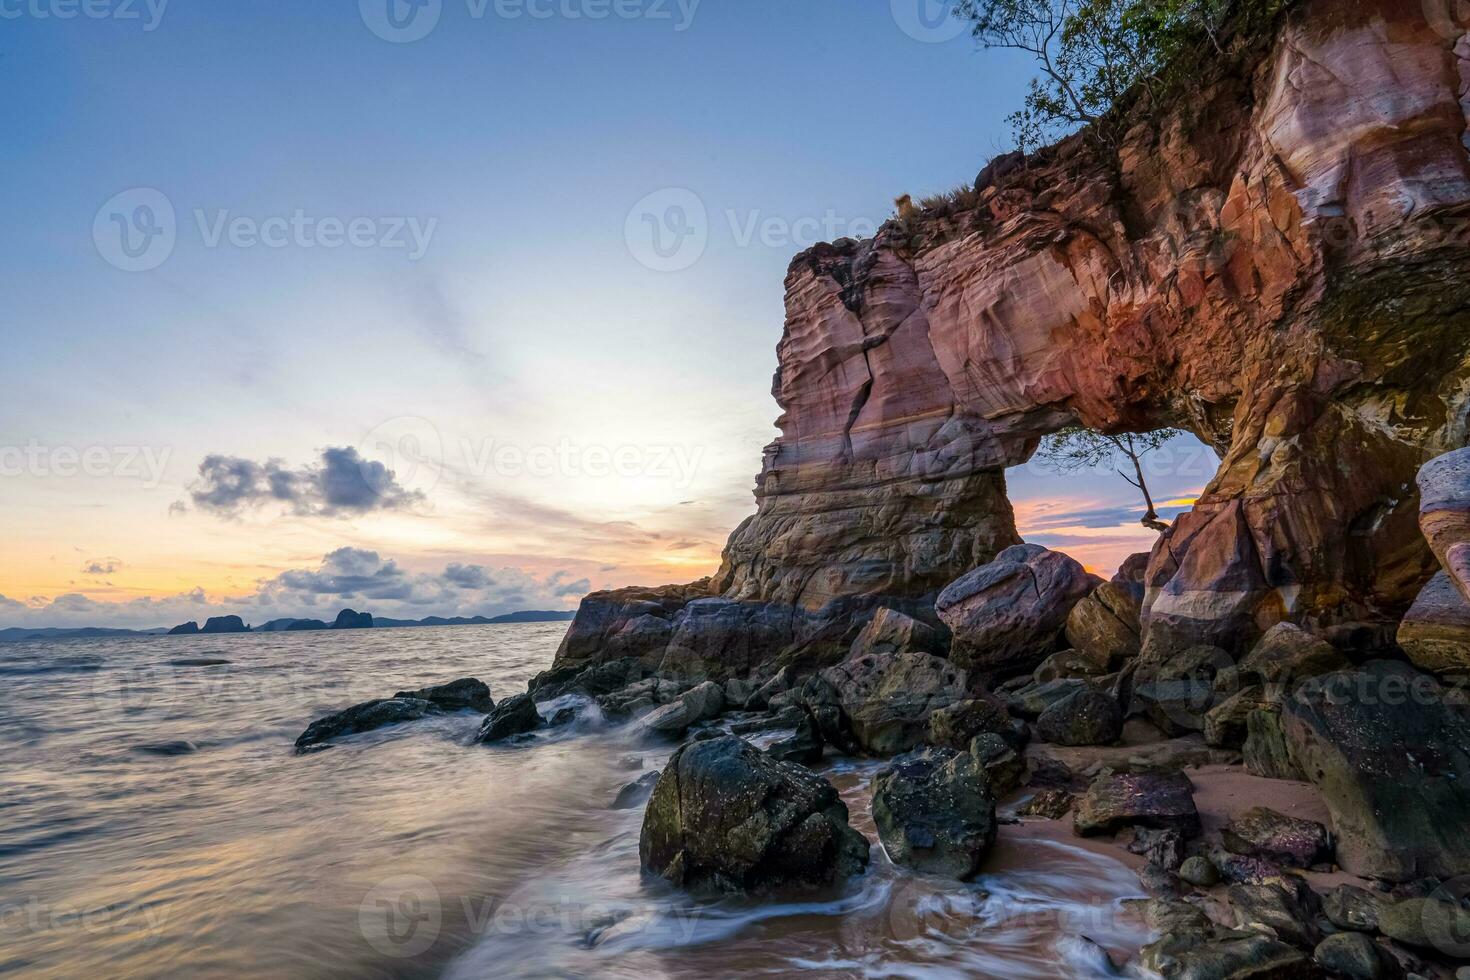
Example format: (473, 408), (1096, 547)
(0, 624), (1149, 979)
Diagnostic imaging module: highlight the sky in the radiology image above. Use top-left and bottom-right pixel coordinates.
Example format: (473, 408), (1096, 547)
(0, 0), (1216, 630)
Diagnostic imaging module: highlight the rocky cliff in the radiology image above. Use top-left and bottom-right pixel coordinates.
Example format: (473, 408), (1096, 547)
(560, 0), (1470, 677)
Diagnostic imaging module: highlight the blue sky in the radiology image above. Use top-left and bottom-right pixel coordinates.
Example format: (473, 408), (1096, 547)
(0, 1), (1213, 628)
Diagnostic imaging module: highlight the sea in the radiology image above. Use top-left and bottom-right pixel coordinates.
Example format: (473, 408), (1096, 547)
(0, 623), (1149, 978)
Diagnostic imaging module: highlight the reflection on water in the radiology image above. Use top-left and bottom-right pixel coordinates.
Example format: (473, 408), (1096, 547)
(0, 624), (1147, 979)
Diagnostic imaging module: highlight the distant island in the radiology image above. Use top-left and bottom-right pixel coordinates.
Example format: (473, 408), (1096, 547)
(0, 609), (576, 643)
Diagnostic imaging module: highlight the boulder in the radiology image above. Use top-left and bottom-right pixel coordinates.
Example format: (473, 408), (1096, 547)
(1322, 885), (1383, 933)
(1243, 706), (1304, 781)
(1204, 686), (1271, 749)
(1035, 687), (1123, 746)
(766, 708), (824, 764)
(476, 693), (543, 743)
(927, 696), (1019, 750)
(871, 747), (997, 880)
(936, 544), (1096, 677)
(1222, 808), (1331, 870)
(1376, 897), (1470, 958)
(1281, 661), (1470, 881)
(1179, 855), (1221, 888)
(1064, 580), (1143, 669)
(1398, 572), (1470, 675)
(817, 651), (968, 755)
(1019, 789), (1075, 819)
(295, 697), (437, 750)
(1313, 933), (1403, 980)
(1074, 770), (1201, 838)
(1228, 880), (1321, 949)
(637, 680), (726, 736)
(969, 733), (1025, 796)
(638, 735), (869, 892)
(1006, 677), (1090, 718)
(745, 667), (793, 711)
(393, 678), (493, 712)
(611, 772), (659, 810)
(1417, 448), (1470, 602)
(1140, 928), (1321, 979)
(1238, 624), (1348, 693)
(1132, 645), (1240, 736)
(848, 607), (943, 658)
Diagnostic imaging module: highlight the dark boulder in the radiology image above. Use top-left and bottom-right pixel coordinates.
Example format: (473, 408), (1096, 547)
(969, 733), (1025, 796)
(1074, 770), (1201, 838)
(1322, 885), (1383, 933)
(1313, 933), (1403, 980)
(871, 747), (997, 880)
(1243, 705), (1305, 781)
(294, 697), (437, 750)
(636, 680), (725, 736)
(818, 650), (969, 756)
(393, 677), (493, 712)
(1140, 928), (1322, 979)
(611, 772), (659, 810)
(638, 736), (869, 892)
(766, 708), (824, 765)
(1064, 580), (1143, 669)
(1131, 645), (1240, 736)
(1238, 623), (1347, 693)
(848, 607), (943, 658)
(1282, 661), (1470, 881)
(476, 693), (543, 743)
(1227, 880), (1321, 949)
(927, 696), (1020, 751)
(1376, 896), (1470, 958)
(1035, 687), (1123, 746)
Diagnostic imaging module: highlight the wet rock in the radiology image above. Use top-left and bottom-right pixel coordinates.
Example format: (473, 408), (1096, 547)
(766, 709), (824, 765)
(1210, 849), (1288, 887)
(1065, 580), (1143, 669)
(1228, 880), (1321, 949)
(1126, 827), (1187, 871)
(1244, 705), (1305, 781)
(1074, 770), (1201, 838)
(1322, 885), (1383, 933)
(532, 657), (646, 701)
(848, 607), (943, 658)
(1034, 649), (1109, 683)
(927, 696), (1019, 751)
(936, 545), (1096, 677)
(612, 772), (659, 810)
(476, 693), (543, 743)
(636, 680), (726, 736)
(969, 733), (1025, 796)
(1314, 933), (1403, 980)
(1282, 662), (1470, 882)
(1204, 686), (1271, 749)
(1140, 928), (1320, 979)
(1180, 855), (1221, 888)
(1035, 687), (1123, 746)
(818, 650), (968, 756)
(1376, 897), (1470, 957)
(1019, 788), (1075, 819)
(393, 677), (493, 712)
(547, 706), (579, 727)
(639, 735), (869, 892)
(294, 697), (437, 750)
(871, 747), (997, 880)
(1398, 572), (1470, 675)
(1222, 808), (1331, 870)
(744, 667), (792, 711)
(1238, 624), (1348, 692)
(1134, 897), (1213, 934)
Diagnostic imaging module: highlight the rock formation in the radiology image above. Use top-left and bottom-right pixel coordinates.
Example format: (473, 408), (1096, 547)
(557, 0), (1470, 677)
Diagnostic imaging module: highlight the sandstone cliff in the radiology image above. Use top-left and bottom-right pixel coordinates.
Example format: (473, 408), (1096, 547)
(560, 0), (1470, 676)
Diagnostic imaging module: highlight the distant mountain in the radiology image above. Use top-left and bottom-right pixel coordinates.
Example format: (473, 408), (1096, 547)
(1, 609), (576, 643)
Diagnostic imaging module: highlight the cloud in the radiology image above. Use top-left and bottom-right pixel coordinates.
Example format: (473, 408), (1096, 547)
(186, 447), (425, 519)
(1020, 501), (1193, 532)
(81, 558), (123, 576)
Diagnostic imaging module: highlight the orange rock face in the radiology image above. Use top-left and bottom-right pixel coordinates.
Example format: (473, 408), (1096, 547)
(712, 0), (1470, 657)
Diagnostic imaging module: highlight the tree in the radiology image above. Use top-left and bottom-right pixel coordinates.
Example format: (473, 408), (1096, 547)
(955, 0), (1284, 152)
(1034, 425), (1184, 531)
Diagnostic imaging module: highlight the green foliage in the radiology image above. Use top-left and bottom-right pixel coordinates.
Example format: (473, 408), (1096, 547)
(956, 0), (1287, 152)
